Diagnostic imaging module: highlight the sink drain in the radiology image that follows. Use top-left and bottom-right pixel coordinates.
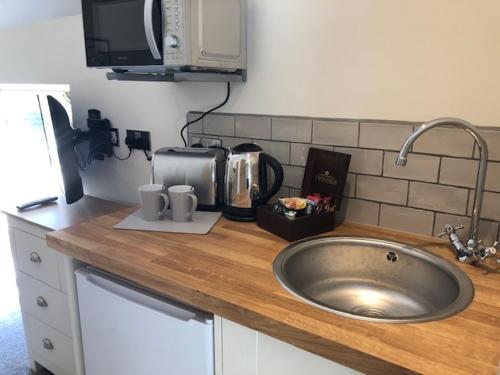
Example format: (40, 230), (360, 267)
(351, 306), (386, 318)
(386, 251), (398, 263)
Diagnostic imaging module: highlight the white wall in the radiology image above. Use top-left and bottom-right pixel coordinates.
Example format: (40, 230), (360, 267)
(0, 0), (80, 27)
(0, 0), (499, 203)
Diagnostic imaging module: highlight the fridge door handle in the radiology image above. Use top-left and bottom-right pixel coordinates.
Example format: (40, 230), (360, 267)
(76, 269), (197, 322)
(144, 0), (162, 60)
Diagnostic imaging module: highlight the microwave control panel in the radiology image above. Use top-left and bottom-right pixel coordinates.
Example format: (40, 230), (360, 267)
(163, 0), (186, 65)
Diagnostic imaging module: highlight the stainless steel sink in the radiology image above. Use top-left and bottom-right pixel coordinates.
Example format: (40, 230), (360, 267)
(273, 237), (474, 323)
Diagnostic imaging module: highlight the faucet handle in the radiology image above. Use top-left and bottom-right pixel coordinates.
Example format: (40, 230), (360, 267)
(485, 241), (498, 256)
(438, 224), (464, 238)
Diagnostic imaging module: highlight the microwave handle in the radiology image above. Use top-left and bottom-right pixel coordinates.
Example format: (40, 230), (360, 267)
(144, 0), (162, 60)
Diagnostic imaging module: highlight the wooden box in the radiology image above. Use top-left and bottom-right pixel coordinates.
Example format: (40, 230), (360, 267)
(257, 148), (351, 241)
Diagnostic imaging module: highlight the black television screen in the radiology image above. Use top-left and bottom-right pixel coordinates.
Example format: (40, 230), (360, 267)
(45, 95), (84, 204)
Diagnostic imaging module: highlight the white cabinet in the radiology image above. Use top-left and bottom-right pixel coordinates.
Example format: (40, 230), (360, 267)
(17, 273), (72, 337)
(7, 216), (84, 375)
(12, 228), (64, 290)
(215, 316), (361, 375)
(27, 315), (77, 375)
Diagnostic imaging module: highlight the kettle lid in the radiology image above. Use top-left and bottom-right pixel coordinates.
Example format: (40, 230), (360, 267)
(232, 143), (262, 154)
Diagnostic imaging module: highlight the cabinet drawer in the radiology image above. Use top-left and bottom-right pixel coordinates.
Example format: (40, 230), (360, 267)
(27, 315), (76, 375)
(18, 274), (71, 337)
(13, 229), (62, 289)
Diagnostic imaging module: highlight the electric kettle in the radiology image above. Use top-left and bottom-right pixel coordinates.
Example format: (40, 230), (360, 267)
(223, 143), (284, 221)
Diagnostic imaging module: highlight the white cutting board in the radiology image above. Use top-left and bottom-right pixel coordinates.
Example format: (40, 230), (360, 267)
(114, 209), (221, 235)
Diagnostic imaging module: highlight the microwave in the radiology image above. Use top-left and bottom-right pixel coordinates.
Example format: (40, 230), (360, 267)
(82, 0), (246, 73)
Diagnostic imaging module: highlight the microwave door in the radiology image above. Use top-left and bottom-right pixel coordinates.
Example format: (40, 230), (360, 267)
(82, 0), (163, 67)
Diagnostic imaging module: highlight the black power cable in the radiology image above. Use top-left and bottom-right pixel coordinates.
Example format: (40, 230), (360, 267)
(143, 149), (152, 161)
(113, 147), (133, 161)
(180, 82), (231, 147)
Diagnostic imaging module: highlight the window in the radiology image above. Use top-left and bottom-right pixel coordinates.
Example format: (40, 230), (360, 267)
(0, 85), (71, 207)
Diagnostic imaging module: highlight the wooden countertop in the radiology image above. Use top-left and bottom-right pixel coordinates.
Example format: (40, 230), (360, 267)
(47, 207), (500, 375)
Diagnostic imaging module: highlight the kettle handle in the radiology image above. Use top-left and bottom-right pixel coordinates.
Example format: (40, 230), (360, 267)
(258, 153), (284, 204)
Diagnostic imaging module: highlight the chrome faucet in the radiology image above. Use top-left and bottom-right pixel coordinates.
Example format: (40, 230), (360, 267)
(396, 117), (498, 264)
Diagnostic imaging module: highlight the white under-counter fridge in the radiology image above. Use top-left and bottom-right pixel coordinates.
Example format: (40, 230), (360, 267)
(75, 267), (214, 375)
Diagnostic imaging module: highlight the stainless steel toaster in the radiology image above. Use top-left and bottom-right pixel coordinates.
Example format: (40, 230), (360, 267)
(151, 147), (225, 211)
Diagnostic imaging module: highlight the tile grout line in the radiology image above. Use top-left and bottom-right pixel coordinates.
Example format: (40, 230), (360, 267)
(356, 122), (361, 148)
(380, 151), (385, 177)
(354, 173), (359, 199)
(406, 180), (410, 206)
(309, 119), (314, 144)
(436, 156), (442, 185)
(351, 174), (357, 199)
(431, 211), (437, 237)
(465, 188), (471, 217)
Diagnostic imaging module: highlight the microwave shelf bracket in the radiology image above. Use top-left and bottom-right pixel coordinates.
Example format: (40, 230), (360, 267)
(106, 70), (246, 83)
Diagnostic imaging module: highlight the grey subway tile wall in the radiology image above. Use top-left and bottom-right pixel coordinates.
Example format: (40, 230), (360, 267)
(203, 114), (235, 136)
(253, 140), (290, 164)
(187, 111), (500, 240)
(357, 175), (408, 205)
(408, 182), (468, 215)
(290, 143), (333, 167)
(186, 112), (204, 133)
(439, 158), (479, 188)
(485, 162), (500, 192)
(359, 122), (414, 151)
(411, 127), (475, 158)
(345, 174), (356, 198)
(476, 129), (500, 161)
(312, 120), (359, 147)
(479, 192), (500, 221)
(379, 204), (434, 236)
(235, 115), (271, 139)
(334, 147), (383, 175)
(282, 165), (305, 189)
(271, 118), (312, 143)
(383, 152), (440, 183)
(340, 199), (380, 226)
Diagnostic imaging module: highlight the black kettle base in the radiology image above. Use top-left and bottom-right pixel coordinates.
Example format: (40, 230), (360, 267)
(222, 212), (256, 222)
(222, 206), (257, 222)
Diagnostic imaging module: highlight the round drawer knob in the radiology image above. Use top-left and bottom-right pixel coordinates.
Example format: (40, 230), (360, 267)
(29, 252), (42, 264)
(36, 296), (48, 308)
(42, 338), (54, 350)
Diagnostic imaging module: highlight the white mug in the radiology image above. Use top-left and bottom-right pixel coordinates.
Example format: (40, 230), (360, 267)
(167, 185), (198, 222)
(138, 184), (169, 221)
